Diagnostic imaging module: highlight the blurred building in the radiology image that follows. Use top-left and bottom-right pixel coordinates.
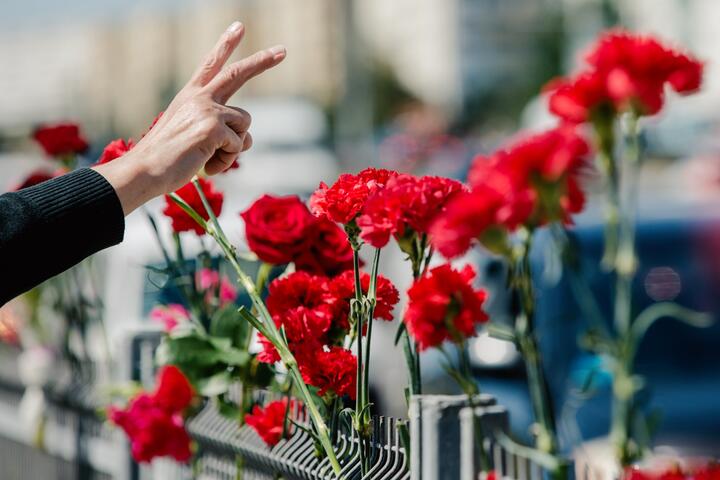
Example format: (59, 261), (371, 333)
(0, 0), (343, 137)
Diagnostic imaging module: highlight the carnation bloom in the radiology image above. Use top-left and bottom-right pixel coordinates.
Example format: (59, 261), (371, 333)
(195, 268), (237, 306)
(432, 127), (589, 259)
(245, 398), (295, 447)
(33, 123), (89, 157)
(240, 194), (315, 265)
(97, 138), (134, 165)
(467, 126), (590, 226)
(546, 30), (703, 122)
(162, 178), (223, 235)
(108, 366), (194, 463)
(310, 168), (397, 224)
(258, 272), (335, 363)
(357, 174), (464, 248)
(294, 217), (355, 277)
(325, 270), (400, 332)
(13, 169), (61, 191)
(404, 264), (488, 350)
(150, 304), (190, 332)
(299, 347), (357, 399)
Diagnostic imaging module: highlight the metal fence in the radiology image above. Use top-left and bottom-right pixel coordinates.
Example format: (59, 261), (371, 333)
(0, 329), (569, 480)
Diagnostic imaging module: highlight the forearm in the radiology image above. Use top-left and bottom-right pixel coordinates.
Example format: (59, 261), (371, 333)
(0, 169), (125, 305)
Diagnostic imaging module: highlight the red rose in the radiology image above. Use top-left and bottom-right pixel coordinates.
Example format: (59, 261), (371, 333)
(162, 178), (224, 235)
(357, 174), (463, 248)
(299, 346), (357, 399)
(33, 122), (89, 157)
(310, 168), (397, 224)
(245, 398), (296, 447)
(97, 138), (134, 165)
(240, 195), (315, 264)
(107, 365), (194, 463)
(404, 264), (488, 350)
(294, 217), (355, 276)
(13, 169), (61, 191)
(326, 270), (399, 333)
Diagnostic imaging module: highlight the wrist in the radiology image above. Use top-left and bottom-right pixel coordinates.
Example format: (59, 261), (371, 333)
(92, 150), (164, 216)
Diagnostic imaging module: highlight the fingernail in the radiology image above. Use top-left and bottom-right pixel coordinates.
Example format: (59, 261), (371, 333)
(269, 45), (286, 58)
(227, 21), (242, 33)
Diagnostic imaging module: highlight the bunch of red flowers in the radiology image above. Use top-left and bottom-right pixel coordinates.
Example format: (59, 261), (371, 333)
(546, 30), (703, 123)
(257, 269), (398, 399)
(241, 194), (354, 276)
(108, 366), (194, 463)
(431, 126), (590, 258)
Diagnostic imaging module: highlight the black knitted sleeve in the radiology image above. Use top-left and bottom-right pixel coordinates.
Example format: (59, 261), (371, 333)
(0, 168), (125, 305)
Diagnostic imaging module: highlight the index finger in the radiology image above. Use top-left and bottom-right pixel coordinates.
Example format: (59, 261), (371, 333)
(190, 21), (246, 87)
(204, 45), (286, 104)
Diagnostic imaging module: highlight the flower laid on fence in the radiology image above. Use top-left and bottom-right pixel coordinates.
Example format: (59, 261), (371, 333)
(108, 366), (194, 463)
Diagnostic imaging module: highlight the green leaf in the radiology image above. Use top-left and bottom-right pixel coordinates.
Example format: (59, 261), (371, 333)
(632, 302), (713, 342)
(216, 347), (250, 367)
(210, 305), (250, 348)
(197, 370), (232, 396)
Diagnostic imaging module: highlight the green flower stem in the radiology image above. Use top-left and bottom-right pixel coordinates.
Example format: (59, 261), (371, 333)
(609, 114), (643, 466)
(172, 184), (343, 477)
(362, 248), (381, 423)
(350, 246), (368, 474)
(512, 230), (560, 463)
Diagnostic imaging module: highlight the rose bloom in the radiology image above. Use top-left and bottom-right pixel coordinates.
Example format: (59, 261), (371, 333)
(325, 270), (400, 333)
(299, 346), (357, 399)
(162, 178), (223, 235)
(108, 366), (194, 463)
(547, 30), (703, 123)
(357, 174), (463, 248)
(33, 123), (89, 157)
(150, 304), (190, 332)
(293, 218), (355, 277)
(404, 264), (488, 351)
(97, 138), (134, 165)
(245, 398), (295, 447)
(240, 195), (315, 265)
(310, 168), (397, 224)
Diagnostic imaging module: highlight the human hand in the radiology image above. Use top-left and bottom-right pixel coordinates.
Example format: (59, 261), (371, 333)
(94, 21), (285, 214)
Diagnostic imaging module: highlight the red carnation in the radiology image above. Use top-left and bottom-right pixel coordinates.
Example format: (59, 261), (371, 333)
(357, 174), (463, 248)
(258, 308), (332, 365)
(240, 195), (314, 264)
(404, 264), (488, 350)
(162, 178), (223, 235)
(266, 271), (331, 317)
(97, 138), (134, 165)
(33, 123), (89, 158)
(310, 168), (397, 224)
(153, 365), (194, 413)
(245, 398), (296, 447)
(13, 169), (61, 191)
(430, 188), (506, 259)
(546, 30), (703, 122)
(299, 347), (357, 399)
(468, 126), (590, 227)
(326, 270), (400, 332)
(294, 218), (355, 277)
(108, 366), (194, 463)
